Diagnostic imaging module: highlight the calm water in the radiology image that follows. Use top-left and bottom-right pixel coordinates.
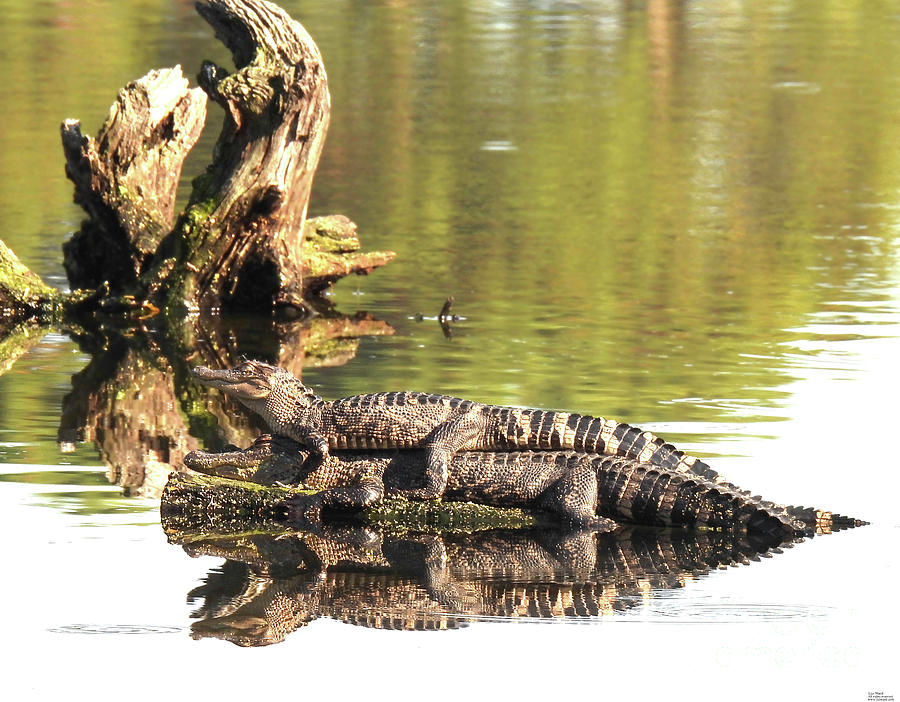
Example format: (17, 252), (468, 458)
(1, 0), (898, 699)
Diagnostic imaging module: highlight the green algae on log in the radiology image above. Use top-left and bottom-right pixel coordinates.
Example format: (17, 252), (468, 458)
(302, 215), (396, 297)
(161, 469), (536, 540)
(0, 239), (95, 338)
(361, 495), (536, 533)
(0, 239), (62, 328)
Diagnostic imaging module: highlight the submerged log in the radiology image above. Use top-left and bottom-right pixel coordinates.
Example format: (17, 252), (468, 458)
(162, 439), (538, 539)
(0, 240), (62, 330)
(0, 240), (97, 337)
(162, 470), (537, 540)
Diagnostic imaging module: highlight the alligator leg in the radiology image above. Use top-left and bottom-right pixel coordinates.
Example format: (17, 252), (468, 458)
(185, 434), (279, 473)
(285, 465), (385, 522)
(535, 528), (604, 571)
(295, 429), (330, 462)
(404, 413), (487, 500)
(290, 525), (384, 571)
(536, 461), (615, 529)
(411, 535), (475, 612)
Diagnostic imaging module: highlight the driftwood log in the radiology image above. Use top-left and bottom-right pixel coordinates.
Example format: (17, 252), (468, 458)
(163, 471), (537, 540)
(0, 0), (393, 328)
(162, 438), (538, 540)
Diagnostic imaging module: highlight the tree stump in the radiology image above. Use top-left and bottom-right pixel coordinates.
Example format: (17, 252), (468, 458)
(154, 0), (336, 312)
(61, 67), (207, 292)
(0, 0), (394, 330)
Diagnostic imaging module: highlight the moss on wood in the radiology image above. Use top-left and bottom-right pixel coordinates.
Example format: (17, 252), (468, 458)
(0, 239), (62, 320)
(161, 469), (537, 541)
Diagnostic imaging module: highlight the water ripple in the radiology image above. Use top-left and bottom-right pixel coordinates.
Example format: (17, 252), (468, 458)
(631, 601), (833, 623)
(48, 623), (183, 635)
(423, 602), (832, 626)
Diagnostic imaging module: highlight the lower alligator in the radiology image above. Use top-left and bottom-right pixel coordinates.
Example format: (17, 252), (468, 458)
(191, 360), (725, 502)
(184, 435), (865, 538)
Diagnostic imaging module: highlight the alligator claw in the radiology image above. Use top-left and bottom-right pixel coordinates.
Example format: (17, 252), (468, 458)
(285, 493), (324, 524)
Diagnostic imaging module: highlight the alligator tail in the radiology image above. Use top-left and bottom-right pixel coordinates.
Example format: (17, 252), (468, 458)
(784, 505), (869, 534)
(591, 456), (803, 540)
(499, 409), (724, 484)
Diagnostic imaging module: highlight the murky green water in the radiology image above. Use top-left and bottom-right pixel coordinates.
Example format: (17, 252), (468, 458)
(1, 1), (898, 699)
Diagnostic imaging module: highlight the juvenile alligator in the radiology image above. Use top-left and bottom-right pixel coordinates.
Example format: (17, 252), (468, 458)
(191, 360), (725, 502)
(183, 435), (866, 538)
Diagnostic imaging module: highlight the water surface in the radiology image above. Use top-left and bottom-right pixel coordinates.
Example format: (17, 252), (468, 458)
(1, 0), (898, 699)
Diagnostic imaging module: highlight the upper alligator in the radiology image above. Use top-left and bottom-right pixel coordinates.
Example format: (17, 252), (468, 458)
(192, 360), (724, 502)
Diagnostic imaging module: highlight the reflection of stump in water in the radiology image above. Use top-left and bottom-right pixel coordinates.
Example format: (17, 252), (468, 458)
(186, 312), (394, 376)
(59, 315), (393, 498)
(58, 341), (197, 498)
(185, 313), (394, 450)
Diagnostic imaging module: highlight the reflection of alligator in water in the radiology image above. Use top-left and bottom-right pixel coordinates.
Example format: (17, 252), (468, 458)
(182, 525), (810, 647)
(182, 435), (865, 538)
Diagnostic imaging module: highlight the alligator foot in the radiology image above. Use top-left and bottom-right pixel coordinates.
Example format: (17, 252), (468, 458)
(285, 492), (325, 524)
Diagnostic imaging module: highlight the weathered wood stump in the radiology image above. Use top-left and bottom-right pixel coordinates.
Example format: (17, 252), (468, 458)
(0, 0), (394, 330)
(61, 67), (207, 292)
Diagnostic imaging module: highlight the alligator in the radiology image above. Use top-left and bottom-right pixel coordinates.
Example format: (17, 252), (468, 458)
(182, 525), (809, 646)
(183, 435), (866, 539)
(190, 361), (865, 537)
(191, 360), (726, 504)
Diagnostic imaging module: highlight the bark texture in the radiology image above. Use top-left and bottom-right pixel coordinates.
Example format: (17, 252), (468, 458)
(157, 0), (335, 312)
(46, 0), (393, 319)
(61, 67), (207, 291)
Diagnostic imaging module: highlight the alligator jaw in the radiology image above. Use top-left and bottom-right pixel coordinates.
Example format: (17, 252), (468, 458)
(191, 364), (274, 400)
(191, 365), (247, 389)
(191, 365), (230, 384)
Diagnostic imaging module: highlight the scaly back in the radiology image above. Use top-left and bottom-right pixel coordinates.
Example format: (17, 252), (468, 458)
(480, 404), (723, 484)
